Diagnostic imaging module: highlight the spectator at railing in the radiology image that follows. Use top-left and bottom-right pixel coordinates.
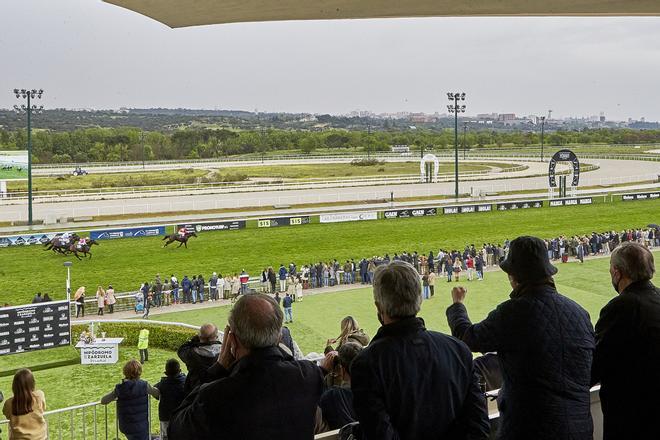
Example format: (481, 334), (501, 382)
(447, 236), (595, 440)
(106, 285), (116, 313)
(177, 324), (221, 396)
(101, 360), (160, 440)
(31, 292), (43, 304)
(154, 359), (186, 440)
(95, 286), (105, 316)
(351, 261), (489, 440)
(318, 342), (363, 431)
(170, 275), (179, 304)
(2, 369), (47, 440)
(169, 294), (323, 440)
(181, 276), (192, 303)
(592, 242), (659, 440)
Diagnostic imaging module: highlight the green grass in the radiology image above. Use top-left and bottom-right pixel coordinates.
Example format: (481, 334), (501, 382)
(0, 346), (79, 377)
(0, 168), (27, 180)
(8, 169), (209, 192)
(0, 198), (657, 306)
(220, 161), (510, 179)
(154, 253), (640, 355)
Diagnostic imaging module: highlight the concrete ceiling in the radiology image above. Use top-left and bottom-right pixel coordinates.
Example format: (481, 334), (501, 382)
(103, 0), (660, 28)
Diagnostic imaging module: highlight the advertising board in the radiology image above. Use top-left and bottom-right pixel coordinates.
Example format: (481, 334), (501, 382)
(257, 216), (311, 228)
(177, 221), (246, 233)
(442, 204), (492, 215)
(548, 197), (593, 207)
(0, 301), (71, 356)
(90, 226), (166, 240)
(319, 212), (378, 223)
(383, 208), (437, 219)
(621, 192), (660, 201)
(496, 200), (544, 211)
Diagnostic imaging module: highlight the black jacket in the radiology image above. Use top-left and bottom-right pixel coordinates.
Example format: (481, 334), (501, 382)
(154, 373), (186, 422)
(447, 281), (595, 440)
(350, 317), (489, 440)
(592, 280), (660, 440)
(168, 346), (323, 440)
(177, 337), (222, 395)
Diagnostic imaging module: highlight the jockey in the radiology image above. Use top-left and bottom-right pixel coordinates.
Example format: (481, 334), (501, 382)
(60, 232), (71, 246)
(76, 237), (87, 250)
(178, 227), (187, 238)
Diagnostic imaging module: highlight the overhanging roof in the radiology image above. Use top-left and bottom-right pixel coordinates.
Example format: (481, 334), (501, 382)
(103, 0), (660, 28)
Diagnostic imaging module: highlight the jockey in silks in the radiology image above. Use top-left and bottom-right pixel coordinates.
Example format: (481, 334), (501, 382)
(60, 232), (72, 246)
(77, 237), (88, 250)
(178, 227), (187, 238)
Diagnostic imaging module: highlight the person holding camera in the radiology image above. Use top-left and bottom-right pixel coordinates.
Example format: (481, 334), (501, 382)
(177, 324), (221, 395)
(169, 295), (323, 440)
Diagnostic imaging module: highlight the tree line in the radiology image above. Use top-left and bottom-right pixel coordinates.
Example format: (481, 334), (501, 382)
(1, 127), (659, 163)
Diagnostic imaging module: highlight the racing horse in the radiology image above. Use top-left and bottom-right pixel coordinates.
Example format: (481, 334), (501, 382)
(43, 233), (80, 254)
(162, 231), (197, 248)
(68, 239), (99, 260)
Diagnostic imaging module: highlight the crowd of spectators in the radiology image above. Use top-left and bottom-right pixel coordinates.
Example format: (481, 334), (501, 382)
(2, 236), (659, 440)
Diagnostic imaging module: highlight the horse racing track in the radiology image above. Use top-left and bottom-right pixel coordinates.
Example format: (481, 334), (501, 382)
(0, 197), (658, 306)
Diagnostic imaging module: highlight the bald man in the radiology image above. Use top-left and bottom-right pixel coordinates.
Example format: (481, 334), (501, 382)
(169, 295), (323, 440)
(177, 323), (221, 395)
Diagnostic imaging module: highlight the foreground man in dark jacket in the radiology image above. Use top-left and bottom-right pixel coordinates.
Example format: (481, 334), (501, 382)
(351, 261), (489, 440)
(447, 236), (595, 440)
(168, 294), (323, 440)
(592, 242), (660, 440)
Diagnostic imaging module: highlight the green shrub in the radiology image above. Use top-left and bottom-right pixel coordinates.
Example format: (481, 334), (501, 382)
(350, 158), (384, 167)
(72, 322), (196, 351)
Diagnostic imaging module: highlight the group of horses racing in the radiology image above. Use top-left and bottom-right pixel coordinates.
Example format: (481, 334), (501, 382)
(43, 233), (99, 260)
(41, 230), (197, 259)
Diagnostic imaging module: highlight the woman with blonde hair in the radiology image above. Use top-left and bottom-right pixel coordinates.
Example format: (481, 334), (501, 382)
(326, 316), (370, 350)
(2, 369), (47, 440)
(96, 285), (106, 316)
(74, 286), (86, 318)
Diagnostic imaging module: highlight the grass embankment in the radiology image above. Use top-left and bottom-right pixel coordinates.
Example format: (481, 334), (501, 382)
(0, 198), (657, 305)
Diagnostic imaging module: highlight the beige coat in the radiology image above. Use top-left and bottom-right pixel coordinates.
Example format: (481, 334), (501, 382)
(2, 390), (47, 440)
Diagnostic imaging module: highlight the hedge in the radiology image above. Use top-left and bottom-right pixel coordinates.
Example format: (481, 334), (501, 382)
(72, 322), (196, 352)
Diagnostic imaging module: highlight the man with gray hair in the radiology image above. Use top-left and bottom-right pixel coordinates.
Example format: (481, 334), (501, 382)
(592, 241), (660, 440)
(177, 323), (221, 395)
(169, 294), (323, 440)
(351, 261), (489, 440)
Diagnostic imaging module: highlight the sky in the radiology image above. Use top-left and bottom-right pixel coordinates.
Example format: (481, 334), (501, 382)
(1, 0), (660, 121)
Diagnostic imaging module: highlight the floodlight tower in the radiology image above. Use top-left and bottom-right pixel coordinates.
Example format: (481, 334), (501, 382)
(447, 92), (466, 199)
(539, 115), (546, 162)
(12, 88), (44, 226)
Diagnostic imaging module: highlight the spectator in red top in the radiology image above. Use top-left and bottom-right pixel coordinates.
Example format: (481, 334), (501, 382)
(466, 256), (475, 281)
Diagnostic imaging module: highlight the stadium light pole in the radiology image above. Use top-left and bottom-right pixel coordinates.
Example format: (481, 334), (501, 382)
(447, 92), (466, 199)
(539, 116), (546, 162)
(13, 89), (44, 226)
(462, 121), (468, 160)
(63, 261), (72, 303)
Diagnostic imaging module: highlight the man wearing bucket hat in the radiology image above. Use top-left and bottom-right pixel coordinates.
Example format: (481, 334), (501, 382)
(446, 236), (595, 440)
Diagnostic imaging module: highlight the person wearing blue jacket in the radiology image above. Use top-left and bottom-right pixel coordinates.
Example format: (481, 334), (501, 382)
(278, 264), (288, 292)
(101, 360), (160, 440)
(181, 276), (192, 304)
(154, 359), (186, 440)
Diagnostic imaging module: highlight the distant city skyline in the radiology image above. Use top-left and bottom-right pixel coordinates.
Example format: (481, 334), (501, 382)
(2, 1), (660, 120)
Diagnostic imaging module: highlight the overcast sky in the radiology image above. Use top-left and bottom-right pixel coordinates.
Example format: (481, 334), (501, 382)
(1, 0), (660, 121)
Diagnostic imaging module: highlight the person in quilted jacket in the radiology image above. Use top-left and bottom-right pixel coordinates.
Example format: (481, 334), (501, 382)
(446, 235), (595, 440)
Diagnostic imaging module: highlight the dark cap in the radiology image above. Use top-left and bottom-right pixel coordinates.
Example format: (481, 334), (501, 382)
(500, 236), (558, 282)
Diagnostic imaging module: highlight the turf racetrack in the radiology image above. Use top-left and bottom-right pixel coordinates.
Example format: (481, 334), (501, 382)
(0, 198), (657, 306)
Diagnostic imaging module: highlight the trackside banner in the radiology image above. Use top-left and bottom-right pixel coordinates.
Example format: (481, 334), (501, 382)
(0, 301), (71, 356)
(320, 212), (378, 223)
(383, 208), (437, 219)
(443, 204), (492, 215)
(90, 226), (166, 240)
(548, 197), (593, 207)
(496, 200), (544, 211)
(621, 192), (660, 202)
(0, 232), (72, 248)
(257, 216), (311, 228)
(177, 221), (246, 233)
